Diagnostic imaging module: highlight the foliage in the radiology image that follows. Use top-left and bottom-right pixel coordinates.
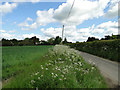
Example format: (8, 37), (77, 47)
(63, 38), (68, 44)
(87, 37), (99, 42)
(1, 36), (63, 46)
(3, 46), (107, 88)
(53, 36), (62, 45)
(67, 39), (120, 62)
(47, 37), (55, 45)
(101, 34), (120, 40)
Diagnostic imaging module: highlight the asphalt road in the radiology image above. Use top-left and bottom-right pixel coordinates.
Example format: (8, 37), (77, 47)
(54, 45), (120, 88)
(77, 50), (120, 88)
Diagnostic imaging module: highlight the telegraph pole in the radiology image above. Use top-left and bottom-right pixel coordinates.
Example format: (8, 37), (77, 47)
(62, 25), (64, 43)
(61, 0), (75, 44)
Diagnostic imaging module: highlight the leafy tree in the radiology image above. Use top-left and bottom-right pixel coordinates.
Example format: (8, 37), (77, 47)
(63, 38), (68, 44)
(40, 40), (49, 45)
(53, 36), (62, 45)
(104, 35), (111, 40)
(23, 38), (33, 45)
(47, 37), (55, 45)
(30, 36), (39, 45)
(10, 39), (18, 46)
(87, 37), (99, 42)
(2, 38), (12, 46)
(117, 35), (120, 39)
(18, 40), (24, 46)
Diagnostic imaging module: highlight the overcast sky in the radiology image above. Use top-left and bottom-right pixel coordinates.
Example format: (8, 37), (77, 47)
(0, 0), (119, 42)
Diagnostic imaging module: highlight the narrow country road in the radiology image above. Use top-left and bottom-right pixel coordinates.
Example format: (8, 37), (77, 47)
(54, 45), (120, 88)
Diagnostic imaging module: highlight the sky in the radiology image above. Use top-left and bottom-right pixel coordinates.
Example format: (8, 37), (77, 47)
(0, 0), (119, 42)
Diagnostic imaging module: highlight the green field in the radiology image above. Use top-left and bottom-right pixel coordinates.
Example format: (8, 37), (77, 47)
(2, 46), (53, 81)
(2, 46), (107, 88)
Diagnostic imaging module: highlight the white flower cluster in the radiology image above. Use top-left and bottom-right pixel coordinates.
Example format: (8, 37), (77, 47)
(29, 49), (96, 87)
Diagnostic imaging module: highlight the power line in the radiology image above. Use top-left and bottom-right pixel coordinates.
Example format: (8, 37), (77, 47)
(62, 0), (75, 43)
(66, 0), (76, 21)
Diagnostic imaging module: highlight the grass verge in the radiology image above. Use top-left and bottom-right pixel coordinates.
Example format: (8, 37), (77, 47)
(3, 46), (107, 88)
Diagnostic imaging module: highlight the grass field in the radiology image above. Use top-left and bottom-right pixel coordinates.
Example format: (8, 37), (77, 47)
(2, 46), (53, 81)
(2, 45), (107, 88)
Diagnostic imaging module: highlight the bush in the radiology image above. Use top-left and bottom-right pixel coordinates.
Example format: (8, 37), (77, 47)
(68, 39), (120, 62)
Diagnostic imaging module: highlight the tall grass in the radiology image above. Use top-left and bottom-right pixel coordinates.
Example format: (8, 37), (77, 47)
(2, 46), (53, 80)
(3, 46), (107, 88)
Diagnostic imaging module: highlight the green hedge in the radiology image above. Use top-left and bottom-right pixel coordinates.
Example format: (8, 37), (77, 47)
(67, 39), (120, 62)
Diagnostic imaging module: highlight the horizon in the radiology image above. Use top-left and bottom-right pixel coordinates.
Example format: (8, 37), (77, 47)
(1, 34), (119, 42)
(0, 0), (119, 43)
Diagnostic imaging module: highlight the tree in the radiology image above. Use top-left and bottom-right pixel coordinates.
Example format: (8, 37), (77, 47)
(2, 38), (12, 46)
(18, 40), (24, 46)
(47, 37), (55, 45)
(53, 36), (62, 45)
(10, 39), (18, 46)
(40, 40), (49, 45)
(30, 36), (39, 45)
(23, 38), (32, 45)
(104, 35), (111, 40)
(63, 38), (67, 44)
(87, 37), (99, 42)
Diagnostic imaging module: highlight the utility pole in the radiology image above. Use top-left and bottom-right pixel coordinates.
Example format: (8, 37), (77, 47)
(62, 25), (64, 43)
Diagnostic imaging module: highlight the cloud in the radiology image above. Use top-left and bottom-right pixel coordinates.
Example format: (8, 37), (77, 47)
(0, 30), (6, 33)
(0, 21), (2, 24)
(12, 0), (66, 3)
(19, 9), (56, 30)
(13, 22), (17, 24)
(91, 29), (104, 34)
(53, 0), (110, 25)
(104, 0), (120, 18)
(41, 27), (62, 37)
(92, 21), (118, 36)
(41, 26), (91, 42)
(0, 2), (17, 15)
(22, 33), (48, 40)
(19, 0), (110, 30)
(9, 30), (16, 33)
(18, 22), (29, 27)
(12, 0), (41, 3)
(0, 29), (16, 39)
(96, 21), (118, 29)
(26, 17), (33, 22)
(40, 21), (118, 42)
(1, 21), (118, 42)
(0, 32), (15, 39)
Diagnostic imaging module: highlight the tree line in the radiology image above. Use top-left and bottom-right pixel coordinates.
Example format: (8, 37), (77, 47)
(85, 34), (120, 42)
(0, 36), (68, 46)
(1, 34), (119, 46)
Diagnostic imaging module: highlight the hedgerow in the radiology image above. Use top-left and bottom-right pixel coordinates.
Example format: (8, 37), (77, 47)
(67, 39), (120, 62)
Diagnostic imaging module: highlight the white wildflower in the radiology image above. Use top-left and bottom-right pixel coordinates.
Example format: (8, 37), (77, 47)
(46, 68), (48, 70)
(61, 75), (64, 77)
(41, 67), (44, 69)
(64, 78), (66, 80)
(92, 67), (94, 70)
(31, 80), (35, 84)
(38, 77), (40, 80)
(55, 74), (58, 77)
(72, 56), (74, 58)
(59, 78), (62, 81)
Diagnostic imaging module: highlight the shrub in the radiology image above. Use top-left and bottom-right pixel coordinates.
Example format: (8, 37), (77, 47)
(68, 39), (120, 62)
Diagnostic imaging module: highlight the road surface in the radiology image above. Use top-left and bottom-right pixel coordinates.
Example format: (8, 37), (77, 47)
(54, 45), (120, 88)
